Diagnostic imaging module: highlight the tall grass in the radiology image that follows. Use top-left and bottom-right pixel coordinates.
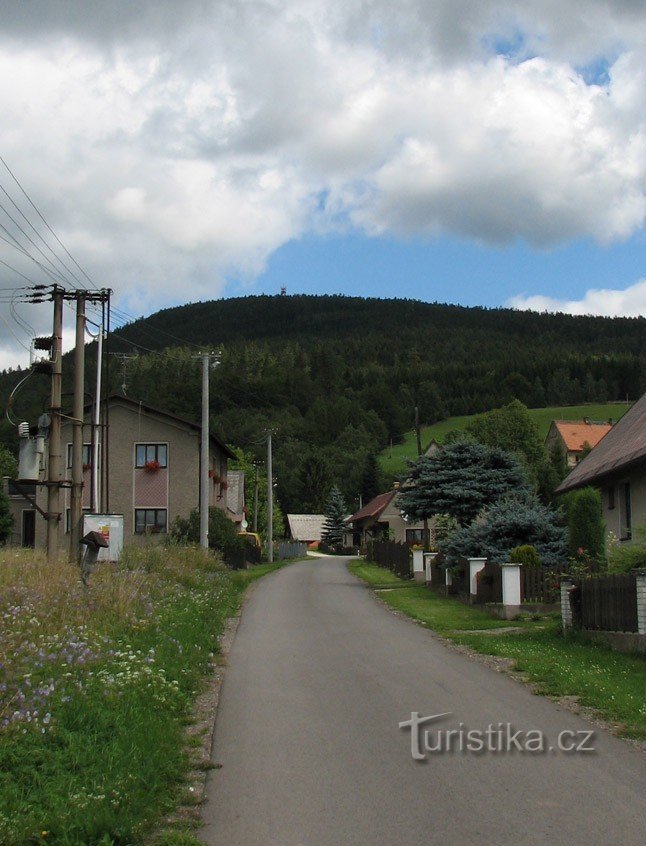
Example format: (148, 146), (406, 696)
(0, 544), (242, 845)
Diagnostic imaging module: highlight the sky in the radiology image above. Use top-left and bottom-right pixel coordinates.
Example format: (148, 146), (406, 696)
(0, 0), (644, 369)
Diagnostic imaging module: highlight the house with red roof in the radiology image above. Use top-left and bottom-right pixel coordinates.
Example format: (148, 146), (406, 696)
(545, 419), (613, 468)
(344, 488), (427, 548)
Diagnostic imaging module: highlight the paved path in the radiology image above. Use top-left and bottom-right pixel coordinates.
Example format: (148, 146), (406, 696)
(201, 557), (645, 845)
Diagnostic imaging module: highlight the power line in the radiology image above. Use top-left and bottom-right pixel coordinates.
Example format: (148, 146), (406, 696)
(0, 153), (94, 292)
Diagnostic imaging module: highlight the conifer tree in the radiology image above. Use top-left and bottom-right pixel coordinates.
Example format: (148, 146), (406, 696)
(397, 440), (528, 526)
(321, 486), (348, 548)
(360, 453), (382, 505)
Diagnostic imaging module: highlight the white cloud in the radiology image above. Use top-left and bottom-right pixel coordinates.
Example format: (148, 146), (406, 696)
(0, 1), (644, 367)
(507, 278), (646, 317)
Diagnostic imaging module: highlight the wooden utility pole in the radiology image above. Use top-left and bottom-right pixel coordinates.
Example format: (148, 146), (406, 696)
(46, 287), (64, 565)
(69, 293), (86, 561)
(414, 404), (422, 457)
(253, 463), (259, 533)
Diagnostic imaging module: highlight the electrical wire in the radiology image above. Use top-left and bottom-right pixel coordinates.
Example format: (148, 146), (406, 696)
(0, 310), (32, 352)
(5, 369), (35, 425)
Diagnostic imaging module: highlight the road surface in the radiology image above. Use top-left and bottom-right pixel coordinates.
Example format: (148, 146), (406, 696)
(201, 557), (645, 845)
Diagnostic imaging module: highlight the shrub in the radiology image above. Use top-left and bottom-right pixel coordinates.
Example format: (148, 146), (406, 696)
(607, 524), (646, 573)
(509, 545), (541, 567)
(169, 507), (244, 565)
(565, 487), (605, 563)
(0, 485), (12, 544)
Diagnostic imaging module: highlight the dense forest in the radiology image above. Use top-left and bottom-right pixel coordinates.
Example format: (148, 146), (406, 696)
(1, 295), (645, 515)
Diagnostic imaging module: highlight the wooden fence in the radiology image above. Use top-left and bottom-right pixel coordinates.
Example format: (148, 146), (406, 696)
(521, 567), (560, 604)
(474, 563), (502, 604)
(571, 573), (638, 633)
(368, 540), (411, 579)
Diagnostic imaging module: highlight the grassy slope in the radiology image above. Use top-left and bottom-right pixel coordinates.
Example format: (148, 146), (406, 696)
(379, 402), (632, 477)
(0, 548), (294, 846)
(349, 561), (646, 739)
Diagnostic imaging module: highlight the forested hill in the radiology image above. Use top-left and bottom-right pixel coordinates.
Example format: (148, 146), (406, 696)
(1, 294), (645, 515)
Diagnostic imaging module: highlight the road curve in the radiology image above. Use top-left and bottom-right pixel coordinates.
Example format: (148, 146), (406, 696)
(201, 557), (645, 846)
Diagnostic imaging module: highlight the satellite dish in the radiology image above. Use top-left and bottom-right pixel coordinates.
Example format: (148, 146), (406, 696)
(241, 519), (248, 531)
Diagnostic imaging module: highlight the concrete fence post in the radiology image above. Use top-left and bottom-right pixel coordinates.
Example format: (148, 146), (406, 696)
(634, 569), (646, 635)
(412, 548), (425, 582)
(500, 562), (521, 617)
(445, 567), (452, 588)
(468, 557), (487, 599)
(424, 552), (439, 585)
(560, 576), (575, 632)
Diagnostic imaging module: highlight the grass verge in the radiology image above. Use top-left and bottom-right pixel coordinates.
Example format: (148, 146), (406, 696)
(349, 560), (646, 739)
(0, 545), (289, 845)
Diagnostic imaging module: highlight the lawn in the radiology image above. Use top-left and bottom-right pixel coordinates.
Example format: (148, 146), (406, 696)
(378, 402), (632, 477)
(0, 545), (288, 846)
(349, 561), (646, 739)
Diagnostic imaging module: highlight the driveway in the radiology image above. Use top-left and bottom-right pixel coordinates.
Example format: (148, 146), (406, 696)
(201, 556), (645, 845)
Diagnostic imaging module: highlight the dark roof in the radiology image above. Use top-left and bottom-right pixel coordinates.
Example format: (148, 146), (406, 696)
(348, 491), (396, 523)
(556, 395), (645, 493)
(103, 395), (237, 459)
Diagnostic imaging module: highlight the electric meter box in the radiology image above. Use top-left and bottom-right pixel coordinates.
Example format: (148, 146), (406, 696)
(82, 514), (124, 562)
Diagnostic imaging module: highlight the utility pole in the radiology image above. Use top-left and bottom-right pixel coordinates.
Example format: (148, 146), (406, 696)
(46, 287), (64, 565)
(69, 293), (86, 562)
(200, 353), (210, 549)
(91, 324), (104, 513)
(267, 431), (273, 563)
(414, 405), (430, 550)
(253, 463), (259, 533)
(414, 405), (422, 457)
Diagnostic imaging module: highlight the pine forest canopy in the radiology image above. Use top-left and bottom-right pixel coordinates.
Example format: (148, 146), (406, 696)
(1, 294), (645, 516)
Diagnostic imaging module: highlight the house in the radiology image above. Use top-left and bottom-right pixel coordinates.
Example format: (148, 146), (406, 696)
(556, 394), (645, 544)
(545, 419), (613, 467)
(4, 394), (236, 550)
(287, 514), (325, 547)
(344, 489), (427, 547)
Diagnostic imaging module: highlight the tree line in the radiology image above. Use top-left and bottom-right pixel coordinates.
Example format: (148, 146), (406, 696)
(1, 295), (644, 519)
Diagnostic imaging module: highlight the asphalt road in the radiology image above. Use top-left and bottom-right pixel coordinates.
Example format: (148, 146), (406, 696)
(201, 557), (645, 846)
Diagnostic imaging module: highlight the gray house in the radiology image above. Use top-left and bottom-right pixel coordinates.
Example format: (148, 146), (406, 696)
(556, 394), (644, 544)
(5, 395), (236, 549)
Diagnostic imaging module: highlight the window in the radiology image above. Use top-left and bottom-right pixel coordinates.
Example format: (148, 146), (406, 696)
(135, 444), (168, 468)
(66, 443), (92, 468)
(607, 485), (615, 510)
(8, 480), (36, 497)
(406, 529), (425, 546)
(134, 508), (167, 534)
(65, 507), (91, 534)
(621, 483), (632, 541)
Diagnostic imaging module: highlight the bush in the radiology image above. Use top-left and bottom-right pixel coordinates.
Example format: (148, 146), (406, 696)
(608, 524), (646, 573)
(169, 507), (245, 566)
(565, 487), (605, 563)
(509, 545), (541, 567)
(0, 486), (12, 544)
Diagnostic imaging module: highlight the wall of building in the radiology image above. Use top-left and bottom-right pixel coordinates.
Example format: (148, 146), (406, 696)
(5, 400), (230, 551)
(601, 465), (646, 546)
